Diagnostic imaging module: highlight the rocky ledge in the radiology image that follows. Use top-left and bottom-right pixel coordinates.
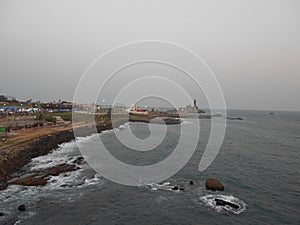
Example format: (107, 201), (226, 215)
(3, 163), (79, 188)
(0, 122), (122, 185)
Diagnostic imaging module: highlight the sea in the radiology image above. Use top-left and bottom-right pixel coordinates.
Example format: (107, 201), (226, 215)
(0, 110), (299, 225)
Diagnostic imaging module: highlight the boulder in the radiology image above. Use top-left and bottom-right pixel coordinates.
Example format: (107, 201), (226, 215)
(215, 198), (239, 209)
(17, 205), (26, 211)
(205, 178), (224, 191)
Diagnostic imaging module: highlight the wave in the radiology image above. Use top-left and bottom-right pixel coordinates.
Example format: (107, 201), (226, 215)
(199, 194), (247, 214)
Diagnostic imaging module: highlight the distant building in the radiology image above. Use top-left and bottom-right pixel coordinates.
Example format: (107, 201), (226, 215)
(112, 103), (127, 114)
(178, 99), (205, 114)
(99, 105), (112, 114)
(61, 101), (73, 109)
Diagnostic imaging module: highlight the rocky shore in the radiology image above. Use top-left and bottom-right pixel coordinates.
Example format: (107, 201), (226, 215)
(0, 121), (126, 190)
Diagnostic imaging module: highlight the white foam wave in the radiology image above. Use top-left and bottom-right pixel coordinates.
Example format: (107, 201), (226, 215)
(117, 122), (130, 130)
(149, 182), (178, 192)
(199, 194), (247, 214)
(181, 120), (194, 125)
(0, 132), (108, 223)
(29, 141), (80, 170)
(79, 174), (104, 187)
(46, 171), (104, 190)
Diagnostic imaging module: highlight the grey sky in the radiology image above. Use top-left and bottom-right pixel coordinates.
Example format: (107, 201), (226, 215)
(0, 0), (299, 111)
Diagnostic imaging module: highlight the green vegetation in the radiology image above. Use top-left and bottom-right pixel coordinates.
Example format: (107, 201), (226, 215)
(72, 113), (96, 123)
(37, 112), (72, 123)
(36, 112), (112, 124)
(0, 127), (6, 133)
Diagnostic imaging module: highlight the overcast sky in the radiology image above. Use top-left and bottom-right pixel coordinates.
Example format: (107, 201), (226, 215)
(0, 0), (299, 111)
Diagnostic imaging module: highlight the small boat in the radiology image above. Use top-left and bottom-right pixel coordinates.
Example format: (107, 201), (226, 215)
(226, 116), (243, 121)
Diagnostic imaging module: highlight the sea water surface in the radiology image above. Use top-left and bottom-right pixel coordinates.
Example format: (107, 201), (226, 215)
(0, 110), (299, 225)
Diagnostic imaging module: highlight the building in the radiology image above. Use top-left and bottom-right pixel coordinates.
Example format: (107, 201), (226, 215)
(111, 103), (127, 114)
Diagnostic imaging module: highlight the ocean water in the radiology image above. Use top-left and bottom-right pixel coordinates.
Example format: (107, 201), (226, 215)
(0, 110), (299, 225)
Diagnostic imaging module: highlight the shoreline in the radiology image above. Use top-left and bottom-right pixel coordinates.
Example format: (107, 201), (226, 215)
(0, 114), (178, 187)
(0, 121), (125, 186)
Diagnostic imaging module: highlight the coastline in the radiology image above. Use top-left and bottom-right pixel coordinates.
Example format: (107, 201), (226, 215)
(0, 121), (125, 186)
(0, 114), (178, 188)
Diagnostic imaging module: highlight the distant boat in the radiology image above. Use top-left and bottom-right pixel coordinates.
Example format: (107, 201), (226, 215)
(269, 112), (274, 115)
(226, 116), (243, 121)
(127, 104), (148, 115)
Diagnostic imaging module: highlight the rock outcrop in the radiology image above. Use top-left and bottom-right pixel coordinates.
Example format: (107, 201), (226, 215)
(72, 156), (85, 164)
(8, 163), (79, 187)
(0, 123), (111, 184)
(0, 182), (8, 190)
(215, 198), (239, 209)
(9, 177), (47, 186)
(43, 163), (78, 176)
(17, 205), (26, 211)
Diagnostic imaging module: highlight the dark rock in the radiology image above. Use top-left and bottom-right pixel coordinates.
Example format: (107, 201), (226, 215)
(189, 180), (194, 185)
(17, 205), (26, 211)
(0, 182), (8, 191)
(179, 187), (185, 191)
(172, 186), (179, 190)
(215, 198), (239, 209)
(8, 164), (79, 187)
(45, 164), (78, 176)
(0, 212), (4, 216)
(205, 178), (224, 191)
(72, 156), (85, 164)
(9, 177), (47, 186)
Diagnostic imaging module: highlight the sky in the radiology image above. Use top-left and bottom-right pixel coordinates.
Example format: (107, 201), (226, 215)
(0, 0), (299, 111)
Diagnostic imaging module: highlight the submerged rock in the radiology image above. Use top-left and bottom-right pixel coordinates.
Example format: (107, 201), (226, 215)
(215, 198), (239, 209)
(17, 204), (26, 211)
(205, 178), (224, 191)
